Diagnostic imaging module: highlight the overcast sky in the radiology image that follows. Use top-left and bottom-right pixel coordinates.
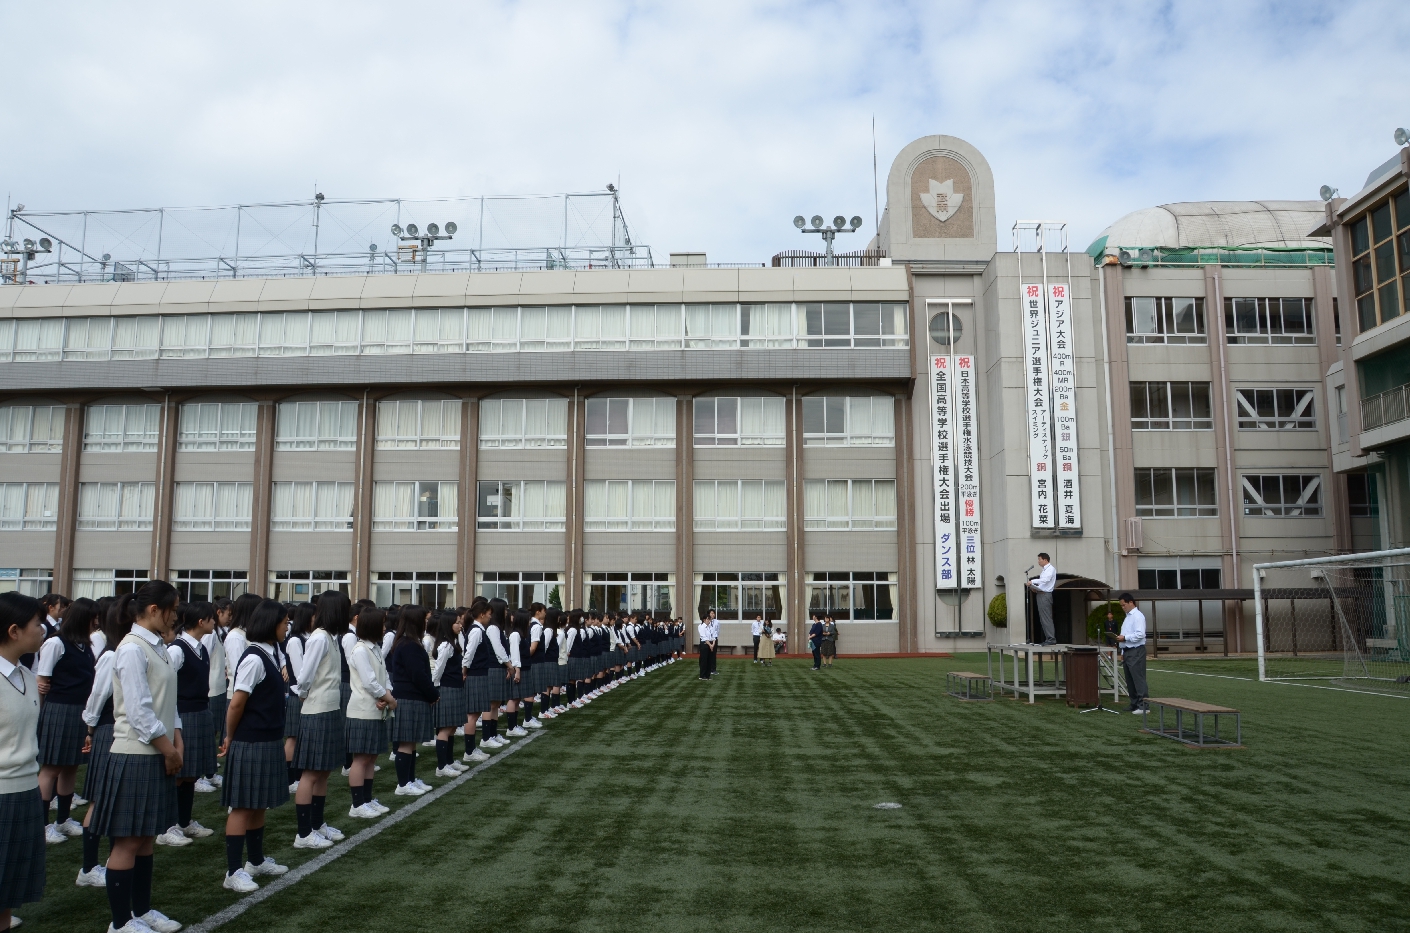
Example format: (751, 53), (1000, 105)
(3, 1), (1407, 264)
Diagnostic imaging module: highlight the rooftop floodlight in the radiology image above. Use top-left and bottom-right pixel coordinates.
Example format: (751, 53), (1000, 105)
(314, 192), (325, 203)
(13, 204), (23, 213)
(850, 216), (863, 230)
(444, 221), (457, 235)
(810, 215), (824, 229)
(427, 223), (439, 237)
(405, 223), (419, 237)
(38, 238), (51, 251)
(833, 215), (846, 229)
(369, 244), (378, 253)
(390, 223), (403, 237)
(23, 239), (34, 250)
(1320, 185), (1339, 202)
(1396, 128), (1409, 147)
(101, 253), (111, 262)
(793, 215), (806, 229)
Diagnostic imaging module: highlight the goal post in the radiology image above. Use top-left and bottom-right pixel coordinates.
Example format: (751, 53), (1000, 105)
(1254, 548), (1410, 689)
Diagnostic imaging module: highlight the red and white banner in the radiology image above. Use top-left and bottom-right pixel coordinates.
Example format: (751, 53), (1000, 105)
(1048, 283), (1082, 529)
(930, 354), (957, 588)
(954, 353), (982, 588)
(1022, 283), (1054, 528)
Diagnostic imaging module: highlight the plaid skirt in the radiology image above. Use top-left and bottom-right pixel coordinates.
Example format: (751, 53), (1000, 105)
(0, 788), (45, 909)
(222, 740), (290, 810)
(284, 694), (303, 739)
(37, 700), (87, 767)
(340, 680), (352, 711)
(462, 674), (491, 714)
(390, 698), (433, 744)
(294, 710), (345, 772)
(209, 694), (228, 744)
(178, 708), (217, 779)
(83, 723), (114, 799)
(90, 751), (178, 838)
(435, 685), (467, 728)
(345, 715), (390, 756)
(488, 670), (515, 704)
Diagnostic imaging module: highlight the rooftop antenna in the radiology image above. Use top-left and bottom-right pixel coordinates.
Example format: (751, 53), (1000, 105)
(872, 115), (880, 236)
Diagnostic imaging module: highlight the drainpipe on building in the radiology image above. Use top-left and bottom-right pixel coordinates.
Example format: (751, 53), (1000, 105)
(1212, 271), (1240, 587)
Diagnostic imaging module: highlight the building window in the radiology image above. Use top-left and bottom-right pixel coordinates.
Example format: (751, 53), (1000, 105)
(1223, 298), (1315, 345)
(209, 313), (258, 357)
(1134, 558), (1224, 640)
(270, 481), (355, 531)
(584, 480), (675, 531)
(1130, 383), (1212, 430)
(693, 480), (786, 531)
(0, 484), (59, 530)
(476, 480), (567, 531)
(1351, 189), (1410, 332)
(160, 315), (212, 359)
(173, 482), (253, 531)
(84, 404), (161, 452)
(1235, 388), (1316, 430)
(171, 570), (249, 602)
(73, 569), (149, 600)
(740, 304), (794, 347)
(1336, 386), (1348, 444)
(586, 572), (674, 615)
(1241, 474), (1322, 517)
(799, 302), (909, 348)
(270, 570), (350, 603)
(0, 568), (53, 597)
(802, 396), (896, 446)
(478, 398), (568, 449)
(12, 318), (65, 362)
(0, 405), (65, 453)
(1346, 473), (1377, 517)
(806, 571), (897, 621)
(693, 397), (786, 446)
(475, 571), (562, 609)
(178, 402), (257, 451)
(695, 572), (784, 621)
(77, 482), (155, 530)
(803, 479), (897, 530)
(1134, 468), (1217, 518)
(275, 400), (357, 450)
(1125, 297), (1206, 345)
(110, 317), (160, 360)
(1136, 564), (1222, 590)
(586, 397), (676, 447)
(372, 481), (458, 531)
(375, 399), (461, 449)
(371, 571), (456, 609)
(572, 306), (630, 350)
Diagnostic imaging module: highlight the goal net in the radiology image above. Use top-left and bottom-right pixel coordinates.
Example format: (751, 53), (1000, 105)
(1255, 549), (1410, 692)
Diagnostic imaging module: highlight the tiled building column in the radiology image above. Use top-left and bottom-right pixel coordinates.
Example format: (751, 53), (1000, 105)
(51, 402), (84, 596)
(894, 393), (916, 652)
(1312, 264), (1351, 553)
(785, 387), (805, 653)
(150, 394), (179, 583)
(457, 396), (479, 606)
(351, 392), (376, 601)
(565, 390), (586, 609)
(674, 394), (694, 626)
(1101, 263), (1138, 588)
(248, 400), (276, 598)
(1204, 266), (1243, 652)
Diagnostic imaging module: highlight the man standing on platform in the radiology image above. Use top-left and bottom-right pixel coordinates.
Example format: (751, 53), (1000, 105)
(1116, 593), (1148, 713)
(1026, 553), (1057, 646)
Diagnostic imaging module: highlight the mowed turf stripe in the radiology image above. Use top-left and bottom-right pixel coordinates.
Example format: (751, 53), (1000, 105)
(185, 730), (543, 933)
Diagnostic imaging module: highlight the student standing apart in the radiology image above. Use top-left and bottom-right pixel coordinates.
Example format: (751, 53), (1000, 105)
(808, 616), (824, 671)
(36, 597), (98, 845)
(0, 592), (48, 933)
(345, 609), (394, 818)
(750, 614), (763, 663)
(697, 612), (716, 681)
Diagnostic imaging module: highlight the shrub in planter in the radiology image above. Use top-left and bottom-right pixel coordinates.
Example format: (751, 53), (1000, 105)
(987, 593), (1007, 628)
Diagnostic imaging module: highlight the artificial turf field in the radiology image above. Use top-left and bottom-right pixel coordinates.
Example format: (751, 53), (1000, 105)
(21, 655), (1410, 933)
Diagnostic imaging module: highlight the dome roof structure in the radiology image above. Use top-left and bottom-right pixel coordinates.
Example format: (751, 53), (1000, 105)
(1091, 201), (1330, 253)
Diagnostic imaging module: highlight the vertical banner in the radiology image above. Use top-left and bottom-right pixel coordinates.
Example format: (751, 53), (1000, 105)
(930, 354), (956, 588)
(1048, 283), (1082, 529)
(1022, 284), (1054, 528)
(955, 354), (982, 588)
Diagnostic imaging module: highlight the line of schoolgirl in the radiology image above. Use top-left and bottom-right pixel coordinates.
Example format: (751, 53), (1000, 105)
(0, 584), (687, 933)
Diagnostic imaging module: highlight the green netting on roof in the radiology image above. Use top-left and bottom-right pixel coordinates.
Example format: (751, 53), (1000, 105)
(1092, 244), (1334, 268)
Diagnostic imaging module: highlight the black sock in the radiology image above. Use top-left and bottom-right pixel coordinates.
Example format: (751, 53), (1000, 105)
(82, 827), (100, 872)
(177, 782), (195, 827)
(435, 740), (449, 769)
(248, 826), (265, 866)
(312, 795), (326, 829)
(344, 751), (354, 770)
(40, 795), (51, 822)
(404, 749), (417, 782)
(288, 765), (301, 786)
(296, 802), (313, 838)
(351, 781), (365, 808)
(364, 772), (374, 801)
(225, 835), (244, 875)
(394, 751), (411, 786)
(480, 719), (491, 743)
(132, 853), (154, 916)
(106, 866), (134, 927)
(490, 719), (499, 738)
(463, 731), (476, 756)
(508, 711), (519, 730)
(57, 793), (73, 824)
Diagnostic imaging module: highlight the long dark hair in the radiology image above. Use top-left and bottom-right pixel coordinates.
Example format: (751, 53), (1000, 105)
(61, 597), (99, 645)
(288, 603), (317, 638)
(315, 590), (352, 636)
(246, 599), (288, 645)
(429, 611), (458, 653)
(487, 597), (508, 633)
(393, 605), (428, 653)
(114, 581), (179, 628)
(229, 592), (262, 632)
(509, 609), (532, 643)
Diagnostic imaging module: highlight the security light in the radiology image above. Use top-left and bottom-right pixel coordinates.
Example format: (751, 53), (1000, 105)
(13, 204), (23, 212)
(1319, 185), (1338, 202)
(406, 223), (419, 237)
(833, 215), (846, 229)
(101, 253), (111, 262)
(38, 238), (51, 251)
(445, 222), (458, 235)
(23, 239), (34, 250)
(427, 223), (440, 237)
(315, 192), (325, 203)
(369, 244), (378, 253)
(1396, 128), (1408, 147)
(810, 215), (824, 229)
(391, 224), (403, 237)
(849, 216), (863, 230)
(793, 216), (806, 229)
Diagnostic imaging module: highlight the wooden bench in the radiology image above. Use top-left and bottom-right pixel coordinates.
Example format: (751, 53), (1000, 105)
(1142, 697), (1242, 748)
(946, 671), (991, 701)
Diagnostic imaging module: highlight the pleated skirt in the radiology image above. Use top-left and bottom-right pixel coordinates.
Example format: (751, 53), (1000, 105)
(209, 694), (228, 744)
(488, 670), (514, 704)
(90, 751), (178, 838)
(390, 697), (433, 744)
(345, 716), (389, 756)
(435, 685), (467, 728)
(37, 700), (87, 767)
(83, 722), (114, 799)
(221, 740), (290, 810)
(340, 680), (352, 711)
(177, 707), (217, 779)
(283, 694), (303, 739)
(294, 710), (345, 772)
(462, 674), (491, 714)
(0, 788), (45, 909)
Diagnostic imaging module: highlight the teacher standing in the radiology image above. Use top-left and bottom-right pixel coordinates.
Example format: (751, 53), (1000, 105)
(1026, 553), (1057, 646)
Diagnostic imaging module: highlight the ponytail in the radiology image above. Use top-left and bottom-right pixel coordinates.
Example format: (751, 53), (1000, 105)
(114, 580), (179, 627)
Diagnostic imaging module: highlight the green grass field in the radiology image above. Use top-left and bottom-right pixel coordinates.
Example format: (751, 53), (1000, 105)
(20, 655), (1410, 933)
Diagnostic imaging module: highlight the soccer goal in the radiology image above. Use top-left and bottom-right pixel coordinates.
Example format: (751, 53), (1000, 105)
(1254, 548), (1410, 692)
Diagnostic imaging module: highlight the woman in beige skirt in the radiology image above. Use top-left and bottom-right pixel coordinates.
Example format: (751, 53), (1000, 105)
(756, 621), (776, 667)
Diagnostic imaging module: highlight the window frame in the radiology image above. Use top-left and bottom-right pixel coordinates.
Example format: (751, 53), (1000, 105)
(693, 479), (787, 531)
(1223, 297), (1316, 345)
(76, 481), (156, 531)
(1241, 474), (1323, 517)
(805, 570), (898, 621)
(371, 480), (459, 532)
(475, 480), (567, 531)
(1124, 297), (1207, 345)
(171, 481), (254, 532)
(269, 481), (355, 532)
(1134, 467), (1218, 518)
(584, 479), (676, 531)
(1129, 382), (1214, 431)
(803, 479), (897, 530)
(0, 483), (60, 530)
(1234, 387), (1317, 431)
(374, 398), (462, 450)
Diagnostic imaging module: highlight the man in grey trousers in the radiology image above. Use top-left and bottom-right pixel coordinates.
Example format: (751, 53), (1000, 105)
(1116, 593), (1149, 713)
(1026, 553), (1057, 646)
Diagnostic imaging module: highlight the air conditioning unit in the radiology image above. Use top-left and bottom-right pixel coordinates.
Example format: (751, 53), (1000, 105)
(1124, 517), (1143, 551)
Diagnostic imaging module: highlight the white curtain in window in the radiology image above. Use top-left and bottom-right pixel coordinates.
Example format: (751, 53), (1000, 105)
(438, 482), (458, 522)
(629, 306), (654, 341)
(502, 399), (525, 441)
(65, 318), (110, 358)
(655, 305), (682, 339)
(309, 311), (338, 350)
(544, 481), (566, 521)
(601, 306), (627, 343)
(653, 481), (675, 527)
(546, 398), (568, 441)
(524, 399), (548, 442)
(716, 482), (739, 530)
(466, 308), (492, 346)
(804, 480), (826, 527)
(413, 310), (440, 349)
(111, 317), (159, 357)
(324, 483), (354, 528)
(386, 309), (413, 349)
(546, 306), (571, 343)
(585, 481), (607, 525)
(693, 482), (715, 528)
(631, 482), (655, 529)
(491, 308), (518, 343)
(175, 482), (213, 526)
(362, 309), (389, 350)
(519, 481), (543, 521)
(852, 480), (876, 527)
(217, 483), (251, 528)
(763, 481), (785, 526)
(685, 305), (710, 340)
(520, 307), (546, 342)
(0, 485), (24, 528)
(479, 399), (502, 442)
(209, 314), (257, 356)
(740, 481), (764, 529)
(875, 480), (897, 526)
(606, 480), (629, 527)
(826, 480), (849, 527)
(862, 397), (895, 442)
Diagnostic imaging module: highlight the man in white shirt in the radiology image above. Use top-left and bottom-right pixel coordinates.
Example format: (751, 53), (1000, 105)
(696, 613), (717, 681)
(1116, 593), (1148, 713)
(750, 615), (763, 663)
(1026, 553), (1057, 646)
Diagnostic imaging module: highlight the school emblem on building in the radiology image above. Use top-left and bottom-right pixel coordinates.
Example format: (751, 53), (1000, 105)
(920, 178), (964, 223)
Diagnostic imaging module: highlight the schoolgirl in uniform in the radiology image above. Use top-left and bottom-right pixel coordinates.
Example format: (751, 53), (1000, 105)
(35, 596), (98, 845)
(499, 609), (529, 738)
(386, 606), (437, 795)
(201, 598), (232, 792)
(0, 592), (48, 933)
(77, 603), (134, 888)
(88, 581), (185, 933)
(482, 599), (515, 743)
(340, 597), (373, 777)
(564, 610), (586, 708)
(460, 600), (494, 760)
(345, 608), (394, 819)
(219, 599), (292, 894)
(282, 602), (315, 793)
(537, 607), (563, 719)
(157, 603), (218, 848)
(521, 603), (547, 729)
(221, 593), (261, 750)
(292, 592), (351, 849)
(429, 612), (468, 777)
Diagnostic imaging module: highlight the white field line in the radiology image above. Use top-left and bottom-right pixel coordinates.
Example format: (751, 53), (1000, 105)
(1150, 667), (1409, 700)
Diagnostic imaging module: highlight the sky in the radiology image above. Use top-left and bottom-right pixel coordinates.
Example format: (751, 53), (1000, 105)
(3, 1), (1408, 265)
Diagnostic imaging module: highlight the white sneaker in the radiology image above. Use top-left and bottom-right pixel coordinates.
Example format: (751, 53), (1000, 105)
(420, 739), (436, 747)
(524, 718), (543, 729)
(413, 778), (431, 791)
(245, 857), (289, 876)
(570, 700), (584, 709)
(45, 823), (66, 845)
(288, 781), (299, 793)
(508, 726), (528, 737)
(156, 826), (193, 847)
(76, 865), (108, 887)
(193, 778), (216, 794)
(348, 802), (379, 819)
(140, 909), (183, 933)
(373, 764), (381, 772)
(208, 774), (223, 788)
(107, 920), (155, 933)
(434, 765), (459, 778)
(453, 725), (464, 735)
(340, 766), (352, 777)
(293, 832), (332, 849)
(394, 782), (427, 797)
(57, 817), (84, 837)
(448, 761), (468, 773)
(73, 793), (88, 806)
(49, 797), (57, 811)
(316, 823), (345, 842)
(367, 798), (390, 814)
(464, 748), (490, 763)
(223, 869), (259, 893)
